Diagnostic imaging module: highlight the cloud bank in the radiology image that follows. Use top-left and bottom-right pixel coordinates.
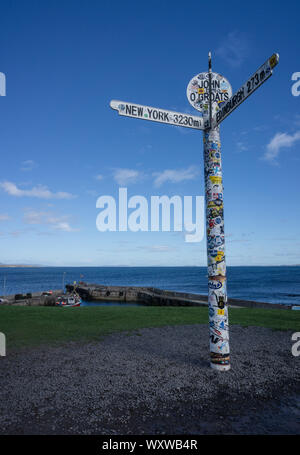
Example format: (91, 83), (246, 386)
(0, 182), (76, 199)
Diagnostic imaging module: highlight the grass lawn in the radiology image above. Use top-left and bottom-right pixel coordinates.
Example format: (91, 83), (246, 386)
(0, 305), (299, 350)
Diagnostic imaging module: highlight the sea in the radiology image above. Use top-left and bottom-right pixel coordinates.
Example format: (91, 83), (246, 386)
(1, 266), (300, 307)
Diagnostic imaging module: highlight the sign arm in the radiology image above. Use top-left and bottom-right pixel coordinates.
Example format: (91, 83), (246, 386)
(212, 53), (279, 128)
(110, 100), (205, 130)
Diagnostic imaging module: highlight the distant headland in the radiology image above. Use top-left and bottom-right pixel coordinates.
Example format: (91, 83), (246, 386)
(0, 264), (42, 268)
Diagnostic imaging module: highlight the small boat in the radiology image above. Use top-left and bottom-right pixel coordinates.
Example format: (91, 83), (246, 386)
(41, 290), (53, 296)
(55, 292), (81, 307)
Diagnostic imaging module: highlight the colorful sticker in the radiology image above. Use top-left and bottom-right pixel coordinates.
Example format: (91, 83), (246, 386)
(209, 176), (222, 184)
(208, 280), (222, 290)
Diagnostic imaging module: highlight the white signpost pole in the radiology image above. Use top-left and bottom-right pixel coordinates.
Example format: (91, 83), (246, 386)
(204, 53), (230, 370)
(186, 56), (232, 370)
(109, 52), (279, 371)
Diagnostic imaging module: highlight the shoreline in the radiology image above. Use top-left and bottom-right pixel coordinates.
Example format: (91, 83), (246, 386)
(66, 282), (295, 310)
(1, 267), (300, 307)
(1, 282), (296, 309)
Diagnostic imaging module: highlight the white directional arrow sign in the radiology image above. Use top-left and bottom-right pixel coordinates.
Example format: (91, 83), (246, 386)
(211, 53), (279, 129)
(110, 100), (205, 130)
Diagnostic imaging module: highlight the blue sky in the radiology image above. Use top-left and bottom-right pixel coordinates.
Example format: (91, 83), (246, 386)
(0, 0), (300, 266)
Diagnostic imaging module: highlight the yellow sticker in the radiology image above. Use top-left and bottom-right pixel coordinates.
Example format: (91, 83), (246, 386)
(209, 176), (222, 184)
(217, 309), (225, 315)
(207, 201), (217, 208)
(269, 54), (278, 69)
(198, 88), (205, 94)
(216, 252), (224, 262)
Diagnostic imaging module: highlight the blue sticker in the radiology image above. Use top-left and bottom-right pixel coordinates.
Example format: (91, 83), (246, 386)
(208, 280), (222, 290)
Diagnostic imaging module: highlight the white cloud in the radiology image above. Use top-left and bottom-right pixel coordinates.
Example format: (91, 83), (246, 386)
(216, 31), (248, 67)
(236, 141), (248, 152)
(52, 222), (78, 232)
(20, 160), (38, 171)
(0, 181), (76, 199)
(152, 166), (198, 187)
(263, 131), (300, 162)
(23, 210), (46, 224)
(0, 214), (10, 221)
(112, 168), (141, 185)
(86, 189), (98, 197)
(23, 210), (79, 232)
(95, 174), (103, 181)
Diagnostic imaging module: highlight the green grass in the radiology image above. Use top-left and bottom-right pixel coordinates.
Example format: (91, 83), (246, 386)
(0, 305), (299, 350)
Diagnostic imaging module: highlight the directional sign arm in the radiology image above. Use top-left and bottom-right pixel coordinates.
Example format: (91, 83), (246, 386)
(110, 100), (205, 130)
(211, 53), (279, 128)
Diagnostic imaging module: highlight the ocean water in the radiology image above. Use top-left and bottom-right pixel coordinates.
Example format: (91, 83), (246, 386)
(0, 266), (300, 306)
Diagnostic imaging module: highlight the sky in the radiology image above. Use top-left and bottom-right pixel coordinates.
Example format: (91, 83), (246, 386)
(0, 0), (300, 266)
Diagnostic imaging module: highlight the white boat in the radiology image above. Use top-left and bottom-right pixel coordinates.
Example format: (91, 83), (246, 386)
(55, 292), (81, 307)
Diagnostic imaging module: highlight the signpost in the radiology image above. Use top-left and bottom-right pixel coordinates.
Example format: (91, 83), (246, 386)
(110, 100), (205, 130)
(109, 52), (279, 371)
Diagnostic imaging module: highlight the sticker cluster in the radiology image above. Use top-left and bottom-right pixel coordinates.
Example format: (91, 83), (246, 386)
(204, 127), (229, 367)
(186, 72), (232, 123)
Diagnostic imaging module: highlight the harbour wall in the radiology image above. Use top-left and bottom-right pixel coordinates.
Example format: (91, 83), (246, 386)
(0, 282), (293, 310)
(66, 282), (291, 310)
(0, 290), (63, 306)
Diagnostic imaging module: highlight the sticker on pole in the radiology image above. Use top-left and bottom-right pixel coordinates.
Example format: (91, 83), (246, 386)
(186, 72), (232, 123)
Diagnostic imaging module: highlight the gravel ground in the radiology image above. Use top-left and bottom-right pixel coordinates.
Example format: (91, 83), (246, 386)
(0, 324), (299, 435)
